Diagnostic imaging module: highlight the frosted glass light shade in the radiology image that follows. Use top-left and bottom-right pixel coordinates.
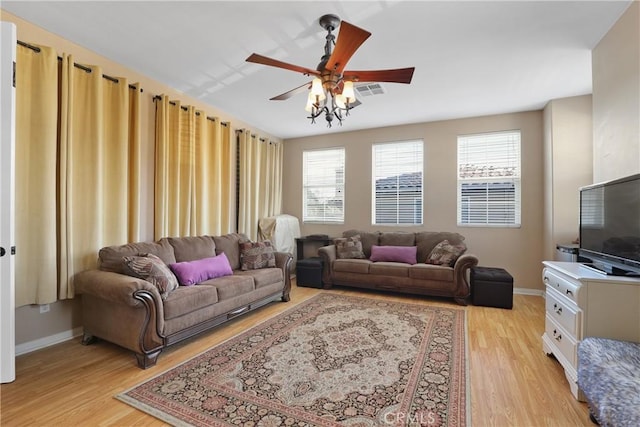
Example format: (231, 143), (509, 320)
(310, 78), (326, 101)
(305, 92), (315, 112)
(335, 94), (347, 109)
(342, 81), (355, 102)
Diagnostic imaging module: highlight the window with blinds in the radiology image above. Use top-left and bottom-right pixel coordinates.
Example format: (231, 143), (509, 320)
(372, 140), (423, 225)
(457, 131), (521, 227)
(302, 148), (345, 223)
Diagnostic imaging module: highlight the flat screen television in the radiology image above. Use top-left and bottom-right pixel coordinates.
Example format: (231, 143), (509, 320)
(579, 173), (640, 276)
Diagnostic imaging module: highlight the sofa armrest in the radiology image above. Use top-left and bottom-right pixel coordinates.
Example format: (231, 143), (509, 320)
(318, 245), (337, 288)
(73, 269), (163, 308)
(274, 252), (293, 301)
(452, 253), (479, 301)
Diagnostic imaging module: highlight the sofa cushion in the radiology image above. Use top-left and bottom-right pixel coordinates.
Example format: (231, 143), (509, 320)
(169, 253), (233, 286)
(203, 275), (255, 300)
(415, 232), (466, 264)
(333, 258), (371, 274)
(335, 235), (366, 259)
(370, 245), (417, 264)
(165, 235), (216, 262)
(240, 240), (276, 270)
(122, 253), (179, 300)
(213, 233), (247, 270)
(409, 264), (454, 282)
(369, 262), (410, 277)
(379, 232), (415, 247)
(236, 268), (283, 289)
(99, 239), (176, 274)
(163, 283), (220, 320)
(342, 230), (380, 258)
(426, 240), (467, 266)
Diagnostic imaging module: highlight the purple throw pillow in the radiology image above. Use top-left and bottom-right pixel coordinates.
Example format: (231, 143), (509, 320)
(369, 245), (417, 265)
(169, 253), (233, 286)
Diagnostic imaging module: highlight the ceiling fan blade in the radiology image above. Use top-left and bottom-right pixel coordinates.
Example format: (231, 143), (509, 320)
(270, 81), (312, 101)
(246, 53), (320, 76)
(343, 67), (415, 84)
(325, 21), (371, 74)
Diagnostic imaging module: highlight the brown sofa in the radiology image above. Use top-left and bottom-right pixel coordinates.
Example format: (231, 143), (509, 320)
(74, 233), (292, 368)
(318, 230), (478, 305)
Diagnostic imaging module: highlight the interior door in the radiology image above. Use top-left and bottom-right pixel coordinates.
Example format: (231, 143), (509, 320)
(0, 21), (17, 384)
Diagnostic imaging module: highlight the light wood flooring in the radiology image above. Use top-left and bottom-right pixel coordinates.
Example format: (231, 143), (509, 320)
(0, 281), (590, 426)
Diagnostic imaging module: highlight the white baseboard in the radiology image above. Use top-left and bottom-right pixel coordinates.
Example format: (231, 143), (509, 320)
(514, 287), (544, 297)
(15, 327), (83, 356)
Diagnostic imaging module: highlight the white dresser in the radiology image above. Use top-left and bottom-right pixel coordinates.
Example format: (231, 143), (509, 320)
(541, 261), (640, 400)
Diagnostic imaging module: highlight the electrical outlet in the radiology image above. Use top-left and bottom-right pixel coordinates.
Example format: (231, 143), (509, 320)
(39, 304), (50, 314)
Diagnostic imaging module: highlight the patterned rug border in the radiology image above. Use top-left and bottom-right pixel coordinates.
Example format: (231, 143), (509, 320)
(116, 293), (470, 426)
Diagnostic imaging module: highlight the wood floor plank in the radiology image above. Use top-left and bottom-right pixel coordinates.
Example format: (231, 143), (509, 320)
(0, 282), (590, 426)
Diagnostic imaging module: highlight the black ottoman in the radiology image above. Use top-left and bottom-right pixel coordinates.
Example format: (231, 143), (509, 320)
(296, 257), (323, 288)
(471, 267), (513, 309)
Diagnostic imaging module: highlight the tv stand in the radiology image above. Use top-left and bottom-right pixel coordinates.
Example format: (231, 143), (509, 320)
(541, 261), (640, 401)
(581, 262), (640, 277)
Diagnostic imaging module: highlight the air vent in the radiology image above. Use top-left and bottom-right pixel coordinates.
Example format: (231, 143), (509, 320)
(355, 83), (386, 97)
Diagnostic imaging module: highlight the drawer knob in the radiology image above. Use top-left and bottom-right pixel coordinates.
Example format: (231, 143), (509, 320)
(566, 289), (573, 296)
(543, 276), (549, 283)
(553, 303), (563, 315)
(553, 329), (562, 341)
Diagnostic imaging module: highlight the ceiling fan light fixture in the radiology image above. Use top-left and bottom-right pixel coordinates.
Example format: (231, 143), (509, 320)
(310, 77), (326, 100)
(305, 92), (316, 112)
(246, 14), (414, 129)
(342, 80), (355, 103)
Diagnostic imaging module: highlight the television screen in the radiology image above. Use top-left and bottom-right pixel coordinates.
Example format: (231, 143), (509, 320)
(580, 174), (640, 275)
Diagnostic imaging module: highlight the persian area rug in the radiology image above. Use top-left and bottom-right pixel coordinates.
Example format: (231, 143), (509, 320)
(117, 293), (468, 426)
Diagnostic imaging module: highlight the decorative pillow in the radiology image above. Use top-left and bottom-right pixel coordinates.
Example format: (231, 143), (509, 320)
(169, 253), (233, 286)
(334, 235), (366, 259)
(239, 240), (276, 270)
(369, 245), (417, 264)
(122, 253), (179, 300)
(426, 240), (467, 266)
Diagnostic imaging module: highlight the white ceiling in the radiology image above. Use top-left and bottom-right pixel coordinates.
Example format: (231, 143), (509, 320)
(2, 1), (632, 139)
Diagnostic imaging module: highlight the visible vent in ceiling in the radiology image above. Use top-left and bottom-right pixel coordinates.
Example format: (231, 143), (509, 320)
(355, 83), (385, 97)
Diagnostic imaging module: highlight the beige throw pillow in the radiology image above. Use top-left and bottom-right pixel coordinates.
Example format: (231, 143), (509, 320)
(426, 240), (467, 266)
(239, 240), (276, 270)
(335, 235), (366, 259)
(123, 253), (179, 300)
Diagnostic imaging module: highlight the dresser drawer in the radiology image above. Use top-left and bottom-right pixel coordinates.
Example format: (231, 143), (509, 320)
(545, 314), (578, 367)
(542, 268), (581, 305)
(546, 286), (581, 337)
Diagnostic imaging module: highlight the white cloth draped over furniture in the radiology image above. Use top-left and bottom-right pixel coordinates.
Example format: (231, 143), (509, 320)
(258, 214), (300, 255)
(237, 130), (283, 241)
(153, 96), (234, 239)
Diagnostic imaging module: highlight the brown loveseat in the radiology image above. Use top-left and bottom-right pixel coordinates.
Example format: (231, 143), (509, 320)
(74, 233), (292, 368)
(318, 230), (478, 305)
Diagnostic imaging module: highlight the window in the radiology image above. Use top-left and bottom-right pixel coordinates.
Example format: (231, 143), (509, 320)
(302, 148), (345, 223)
(457, 130), (521, 226)
(372, 140), (423, 225)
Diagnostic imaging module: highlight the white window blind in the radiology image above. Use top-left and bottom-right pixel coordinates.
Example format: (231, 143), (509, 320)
(372, 140), (423, 225)
(457, 131), (521, 226)
(581, 187), (604, 228)
(303, 148), (345, 223)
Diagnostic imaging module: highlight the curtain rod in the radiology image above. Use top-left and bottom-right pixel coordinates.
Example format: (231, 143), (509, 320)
(236, 129), (269, 143)
(17, 40), (142, 92)
(152, 95), (228, 126)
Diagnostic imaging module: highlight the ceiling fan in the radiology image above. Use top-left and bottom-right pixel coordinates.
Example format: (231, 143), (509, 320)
(246, 14), (415, 127)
